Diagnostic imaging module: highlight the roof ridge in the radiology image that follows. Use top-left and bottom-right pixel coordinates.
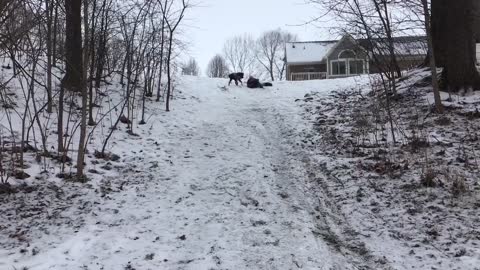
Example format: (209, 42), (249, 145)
(286, 40), (339, 44)
(288, 35), (427, 44)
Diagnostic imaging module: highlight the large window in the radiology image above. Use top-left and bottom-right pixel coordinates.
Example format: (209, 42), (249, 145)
(330, 49), (367, 76)
(331, 60), (347, 75)
(349, 60), (364, 74)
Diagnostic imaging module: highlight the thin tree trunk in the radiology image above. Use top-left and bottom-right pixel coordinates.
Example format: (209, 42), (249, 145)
(57, 85), (64, 154)
(156, 15), (165, 102)
(166, 34), (173, 112)
(52, 3), (58, 67)
(422, 0), (444, 113)
(45, 0), (53, 113)
(88, 0), (98, 126)
(120, 55), (127, 87)
(77, 0), (89, 178)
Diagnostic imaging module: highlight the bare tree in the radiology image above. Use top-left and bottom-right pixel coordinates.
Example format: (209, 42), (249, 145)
(307, 0), (410, 143)
(308, 0), (410, 83)
(398, 0), (443, 113)
(207, 54), (229, 78)
(159, 0), (190, 112)
(0, 0), (196, 180)
(181, 57), (200, 76)
(223, 34), (256, 73)
(256, 29), (296, 81)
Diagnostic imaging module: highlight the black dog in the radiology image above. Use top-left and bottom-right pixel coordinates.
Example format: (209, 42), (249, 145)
(247, 76), (273, 89)
(228, 72), (244, 86)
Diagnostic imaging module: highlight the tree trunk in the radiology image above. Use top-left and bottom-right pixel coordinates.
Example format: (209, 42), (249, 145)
(52, 3), (58, 67)
(77, 0), (88, 178)
(422, 0), (444, 113)
(166, 34), (173, 112)
(62, 0), (83, 91)
(156, 15), (165, 102)
(57, 85), (64, 154)
(446, 0), (480, 91)
(431, 0), (448, 67)
(45, 0), (53, 113)
(88, 0), (98, 126)
(432, 0), (480, 91)
(269, 61), (274, 82)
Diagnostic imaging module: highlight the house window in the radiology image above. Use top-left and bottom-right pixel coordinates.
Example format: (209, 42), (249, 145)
(339, 50), (356, 59)
(349, 60), (365, 74)
(331, 60), (347, 75)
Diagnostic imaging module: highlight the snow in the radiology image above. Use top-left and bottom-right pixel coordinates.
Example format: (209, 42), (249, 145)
(286, 41), (336, 64)
(0, 75), (369, 269)
(295, 69), (480, 270)
(2, 70), (480, 270)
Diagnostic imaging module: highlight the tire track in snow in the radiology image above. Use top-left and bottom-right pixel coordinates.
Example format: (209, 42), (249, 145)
(260, 95), (394, 270)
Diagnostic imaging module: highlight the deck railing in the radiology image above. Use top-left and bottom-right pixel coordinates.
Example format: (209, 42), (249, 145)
(290, 72), (327, 81)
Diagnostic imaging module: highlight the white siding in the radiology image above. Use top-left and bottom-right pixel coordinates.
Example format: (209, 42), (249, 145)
(477, 43), (480, 64)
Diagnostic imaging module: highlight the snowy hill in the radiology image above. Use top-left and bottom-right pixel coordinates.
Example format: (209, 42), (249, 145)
(1, 74), (480, 269)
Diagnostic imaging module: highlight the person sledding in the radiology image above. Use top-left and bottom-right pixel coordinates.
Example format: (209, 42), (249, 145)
(247, 76), (272, 89)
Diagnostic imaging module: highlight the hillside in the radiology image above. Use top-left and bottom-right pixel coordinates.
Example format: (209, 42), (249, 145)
(1, 73), (480, 270)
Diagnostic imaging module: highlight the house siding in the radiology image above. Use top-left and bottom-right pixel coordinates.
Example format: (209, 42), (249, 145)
(328, 38), (368, 61)
(287, 63), (327, 80)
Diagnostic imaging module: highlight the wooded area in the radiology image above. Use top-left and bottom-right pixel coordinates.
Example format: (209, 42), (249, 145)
(0, 0), (479, 187)
(0, 0), (191, 181)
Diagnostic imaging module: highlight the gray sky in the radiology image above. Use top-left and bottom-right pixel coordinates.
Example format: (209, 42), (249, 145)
(184, 0), (333, 75)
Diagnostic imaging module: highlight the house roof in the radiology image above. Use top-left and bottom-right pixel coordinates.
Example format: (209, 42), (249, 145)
(285, 41), (337, 64)
(286, 35), (427, 64)
(358, 36), (428, 56)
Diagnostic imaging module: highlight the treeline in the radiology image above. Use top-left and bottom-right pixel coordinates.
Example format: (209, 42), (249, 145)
(206, 29), (296, 81)
(0, 0), (192, 181)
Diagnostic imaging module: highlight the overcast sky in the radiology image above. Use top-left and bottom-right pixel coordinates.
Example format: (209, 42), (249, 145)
(183, 0), (333, 75)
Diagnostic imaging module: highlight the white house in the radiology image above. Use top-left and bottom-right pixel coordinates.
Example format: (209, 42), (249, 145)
(285, 34), (428, 81)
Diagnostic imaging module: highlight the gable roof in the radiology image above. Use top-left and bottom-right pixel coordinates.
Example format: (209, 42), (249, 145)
(285, 40), (337, 64)
(286, 35), (427, 64)
(322, 34), (368, 60)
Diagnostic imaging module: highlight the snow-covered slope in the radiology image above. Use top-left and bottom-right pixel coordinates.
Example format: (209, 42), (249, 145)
(1, 76), (375, 270)
(2, 74), (479, 270)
